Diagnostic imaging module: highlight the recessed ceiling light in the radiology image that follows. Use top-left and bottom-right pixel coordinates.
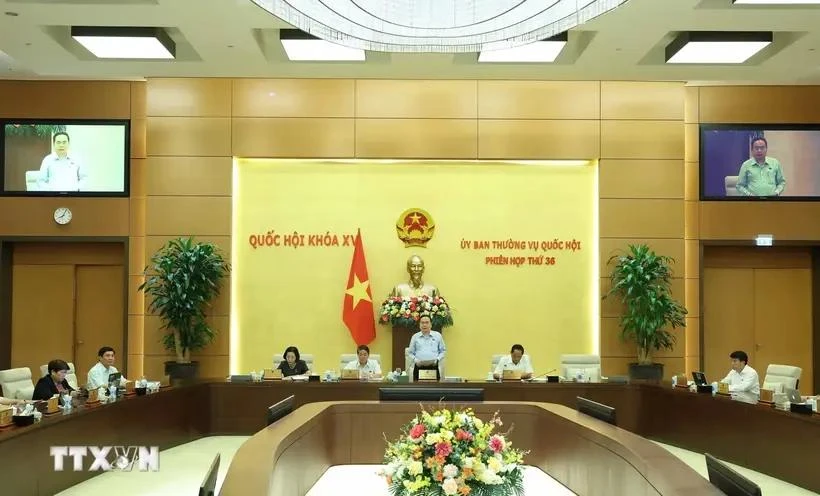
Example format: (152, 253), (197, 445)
(665, 31), (772, 64)
(71, 26), (176, 59)
(4, 11), (18, 16)
(478, 33), (568, 63)
(733, 0), (820, 4)
(280, 29), (365, 61)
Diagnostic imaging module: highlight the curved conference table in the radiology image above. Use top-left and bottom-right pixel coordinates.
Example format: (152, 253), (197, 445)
(1, 380), (818, 495)
(220, 400), (722, 496)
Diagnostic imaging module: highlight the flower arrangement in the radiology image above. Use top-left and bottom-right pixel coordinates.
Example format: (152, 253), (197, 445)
(381, 407), (526, 496)
(378, 295), (454, 330)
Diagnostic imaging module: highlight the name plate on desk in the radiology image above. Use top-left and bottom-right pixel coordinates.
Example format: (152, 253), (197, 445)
(418, 369), (438, 381)
(263, 369), (282, 380)
(87, 388), (99, 403)
(717, 382), (730, 396)
(340, 369), (360, 380)
(0, 406), (12, 427)
(674, 375), (689, 388)
(502, 370), (522, 381)
(759, 389), (774, 404)
(46, 397), (59, 414)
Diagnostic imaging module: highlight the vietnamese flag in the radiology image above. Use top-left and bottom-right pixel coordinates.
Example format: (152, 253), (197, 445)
(342, 229), (376, 345)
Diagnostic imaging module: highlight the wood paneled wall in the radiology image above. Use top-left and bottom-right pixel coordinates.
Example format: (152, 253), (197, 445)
(687, 86), (820, 381)
(144, 79), (686, 379)
(597, 82), (686, 377)
(0, 81), (145, 378)
(9, 79), (820, 381)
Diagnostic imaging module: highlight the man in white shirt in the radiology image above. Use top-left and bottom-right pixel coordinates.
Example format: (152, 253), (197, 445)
(343, 344), (382, 378)
(721, 350), (760, 404)
(493, 344), (533, 380)
(408, 315), (446, 381)
(38, 132), (88, 192)
(87, 346), (127, 390)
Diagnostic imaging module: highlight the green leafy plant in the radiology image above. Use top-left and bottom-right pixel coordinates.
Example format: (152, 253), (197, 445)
(138, 237), (230, 363)
(604, 244), (687, 365)
(4, 123), (67, 137)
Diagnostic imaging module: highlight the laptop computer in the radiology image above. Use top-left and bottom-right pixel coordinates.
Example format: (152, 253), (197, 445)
(786, 388), (804, 404)
(340, 369), (360, 380)
(692, 371), (708, 386)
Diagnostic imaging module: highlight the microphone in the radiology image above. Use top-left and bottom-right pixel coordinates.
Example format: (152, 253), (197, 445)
(525, 369), (557, 382)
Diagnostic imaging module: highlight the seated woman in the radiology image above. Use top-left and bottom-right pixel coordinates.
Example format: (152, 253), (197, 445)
(276, 346), (310, 378)
(343, 344), (382, 378)
(33, 359), (75, 402)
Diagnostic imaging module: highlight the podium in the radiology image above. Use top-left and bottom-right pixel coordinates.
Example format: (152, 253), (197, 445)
(391, 325), (415, 371)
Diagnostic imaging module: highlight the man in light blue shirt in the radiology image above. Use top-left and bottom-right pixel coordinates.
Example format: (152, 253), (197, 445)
(408, 315), (446, 381)
(38, 132), (88, 192)
(736, 137), (785, 197)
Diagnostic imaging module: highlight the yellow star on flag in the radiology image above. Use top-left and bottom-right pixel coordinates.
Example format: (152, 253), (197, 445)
(346, 274), (372, 310)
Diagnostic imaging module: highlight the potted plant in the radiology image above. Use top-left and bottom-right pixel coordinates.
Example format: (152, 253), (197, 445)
(605, 244), (687, 381)
(138, 237), (230, 380)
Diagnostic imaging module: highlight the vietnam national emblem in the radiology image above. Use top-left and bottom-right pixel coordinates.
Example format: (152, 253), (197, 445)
(395, 208), (435, 248)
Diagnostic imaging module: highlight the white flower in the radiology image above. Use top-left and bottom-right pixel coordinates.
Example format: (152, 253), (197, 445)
(431, 415), (446, 426)
(443, 464), (458, 478)
(441, 429), (454, 441)
(432, 305), (439, 312)
(442, 478), (459, 495)
(487, 456), (502, 473)
(425, 433), (442, 445)
(457, 413), (471, 425)
(408, 460), (423, 476)
(478, 468), (502, 485)
(462, 457), (475, 469)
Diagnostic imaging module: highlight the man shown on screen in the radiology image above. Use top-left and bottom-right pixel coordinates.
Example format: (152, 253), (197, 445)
(38, 132), (87, 191)
(735, 137), (785, 197)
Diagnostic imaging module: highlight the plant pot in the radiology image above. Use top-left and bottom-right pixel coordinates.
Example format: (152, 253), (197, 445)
(164, 361), (199, 382)
(628, 362), (664, 382)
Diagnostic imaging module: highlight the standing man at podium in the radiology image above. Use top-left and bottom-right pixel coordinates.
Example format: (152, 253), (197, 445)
(408, 315), (445, 381)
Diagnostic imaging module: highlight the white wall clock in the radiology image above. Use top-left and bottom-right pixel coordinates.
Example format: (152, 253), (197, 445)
(54, 207), (72, 225)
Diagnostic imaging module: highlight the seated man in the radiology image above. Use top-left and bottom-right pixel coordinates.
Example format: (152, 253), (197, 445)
(344, 344), (382, 378)
(87, 346), (127, 390)
(493, 344), (533, 380)
(721, 350), (760, 404)
(408, 315), (445, 381)
(33, 359), (75, 403)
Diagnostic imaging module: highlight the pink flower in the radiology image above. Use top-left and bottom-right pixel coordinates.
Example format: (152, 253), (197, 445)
(435, 442), (453, 458)
(409, 423), (426, 439)
(489, 435), (506, 453)
(455, 429), (473, 441)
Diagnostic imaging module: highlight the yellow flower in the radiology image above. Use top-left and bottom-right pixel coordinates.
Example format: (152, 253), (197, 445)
(408, 460), (423, 476)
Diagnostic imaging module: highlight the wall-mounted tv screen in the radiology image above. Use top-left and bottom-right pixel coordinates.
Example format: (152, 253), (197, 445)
(1, 119), (129, 196)
(700, 124), (820, 201)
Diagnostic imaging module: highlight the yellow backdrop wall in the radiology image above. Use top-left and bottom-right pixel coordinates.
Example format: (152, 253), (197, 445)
(232, 159), (597, 378)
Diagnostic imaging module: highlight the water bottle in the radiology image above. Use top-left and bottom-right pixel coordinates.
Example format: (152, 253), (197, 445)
(672, 376), (677, 388)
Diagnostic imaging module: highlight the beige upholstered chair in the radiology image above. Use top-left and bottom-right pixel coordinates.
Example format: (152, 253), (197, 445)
(762, 364), (802, 394)
(560, 354), (602, 382)
(39, 362), (80, 390)
(491, 354), (505, 372)
(300, 354), (314, 372)
(339, 353), (381, 371)
(725, 176), (740, 196)
(0, 367), (34, 400)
